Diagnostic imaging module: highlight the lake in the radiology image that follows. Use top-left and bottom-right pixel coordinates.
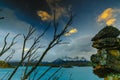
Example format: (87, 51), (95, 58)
(0, 67), (103, 80)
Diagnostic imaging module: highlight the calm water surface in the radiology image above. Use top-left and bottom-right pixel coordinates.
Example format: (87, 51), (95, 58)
(0, 67), (103, 80)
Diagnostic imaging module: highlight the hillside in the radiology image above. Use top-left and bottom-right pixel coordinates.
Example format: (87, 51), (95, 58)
(0, 60), (12, 68)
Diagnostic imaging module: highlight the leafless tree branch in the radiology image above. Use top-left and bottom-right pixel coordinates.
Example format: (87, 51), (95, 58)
(22, 14), (73, 80)
(0, 34), (20, 56)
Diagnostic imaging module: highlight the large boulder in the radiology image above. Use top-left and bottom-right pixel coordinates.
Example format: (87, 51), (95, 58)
(92, 26), (120, 41)
(91, 26), (120, 78)
(91, 49), (120, 72)
(92, 38), (120, 49)
(91, 50), (120, 78)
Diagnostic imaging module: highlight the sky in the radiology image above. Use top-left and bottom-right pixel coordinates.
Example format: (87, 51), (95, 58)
(0, 0), (120, 61)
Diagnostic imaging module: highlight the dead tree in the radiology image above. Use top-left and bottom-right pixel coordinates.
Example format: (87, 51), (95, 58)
(22, 14), (73, 80)
(0, 10), (73, 79)
(8, 26), (49, 80)
(0, 33), (19, 56)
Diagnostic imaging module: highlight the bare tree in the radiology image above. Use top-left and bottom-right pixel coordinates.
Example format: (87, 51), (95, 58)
(22, 14), (73, 80)
(7, 26), (49, 80)
(0, 33), (19, 57)
(0, 8), (73, 79)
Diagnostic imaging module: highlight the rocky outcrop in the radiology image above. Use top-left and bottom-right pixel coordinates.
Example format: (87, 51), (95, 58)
(91, 26), (120, 41)
(91, 26), (120, 78)
(92, 38), (120, 49)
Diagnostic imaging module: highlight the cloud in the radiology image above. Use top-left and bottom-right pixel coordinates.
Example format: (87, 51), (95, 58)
(97, 8), (116, 26)
(38, 0), (71, 21)
(65, 28), (78, 36)
(0, 8), (29, 33)
(0, 8), (40, 61)
(47, 0), (70, 19)
(44, 35), (96, 61)
(106, 18), (116, 26)
(37, 11), (51, 21)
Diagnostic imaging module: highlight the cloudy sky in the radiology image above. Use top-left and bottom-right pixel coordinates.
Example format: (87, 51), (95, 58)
(0, 0), (120, 61)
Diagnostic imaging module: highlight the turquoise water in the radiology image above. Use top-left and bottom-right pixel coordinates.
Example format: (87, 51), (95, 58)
(0, 67), (103, 80)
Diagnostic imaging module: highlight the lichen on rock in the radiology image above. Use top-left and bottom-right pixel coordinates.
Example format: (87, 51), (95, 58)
(91, 26), (120, 78)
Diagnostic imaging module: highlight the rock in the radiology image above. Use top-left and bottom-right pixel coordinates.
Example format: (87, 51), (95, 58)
(93, 67), (119, 78)
(91, 54), (100, 67)
(106, 54), (120, 71)
(92, 38), (120, 49)
(108, 50), (120, 58)
(104, 76), (120, 80)
(91, 49), (108, 67)
(91, 49), (120, 72)
(91, 26), (120, 41)
(91, 26), (120, 78)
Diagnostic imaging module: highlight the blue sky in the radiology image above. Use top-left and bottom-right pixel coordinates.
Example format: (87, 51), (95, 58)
(0, 0), (120, 61)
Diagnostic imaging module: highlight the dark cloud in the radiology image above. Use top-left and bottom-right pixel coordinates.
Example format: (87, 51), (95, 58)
(2, 0), (50, 14)
(0, 0), (51, 29)
(0, 0), (71, 29)
(0, 8), (29, 33)
(46, 0), (71, 19)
